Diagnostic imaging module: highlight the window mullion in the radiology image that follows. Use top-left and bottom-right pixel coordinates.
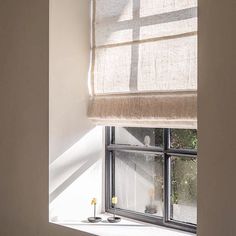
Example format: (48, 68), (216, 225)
(111, 151), (115, 204)
(111, 127), (115, 144)
(163, 129), (171, 223)
(105, 127), (113, 211)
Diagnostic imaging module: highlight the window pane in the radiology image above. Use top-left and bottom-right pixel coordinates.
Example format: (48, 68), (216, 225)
(114, 151), (164, 217)
(170, 129), (197, 150)
(114, 127), (163, 148)
(171, 156), (197, 224)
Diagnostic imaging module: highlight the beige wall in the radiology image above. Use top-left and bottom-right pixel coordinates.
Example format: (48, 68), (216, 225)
(0, 0), (92, 235)
(49, 0), (93, 164)
(198, 0), (236, 235)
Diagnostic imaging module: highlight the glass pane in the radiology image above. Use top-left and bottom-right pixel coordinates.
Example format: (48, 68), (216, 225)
(171, 156), (197, 224)
(170, 129), (197, 150)
(114, 127), (163, 148)
(115, 151), (164, 217)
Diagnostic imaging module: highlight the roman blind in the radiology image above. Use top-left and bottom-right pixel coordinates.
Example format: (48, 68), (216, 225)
(88, 0), (197, 128)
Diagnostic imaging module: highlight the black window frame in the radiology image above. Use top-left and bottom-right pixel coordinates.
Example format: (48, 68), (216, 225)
(105, 127), (197, 233)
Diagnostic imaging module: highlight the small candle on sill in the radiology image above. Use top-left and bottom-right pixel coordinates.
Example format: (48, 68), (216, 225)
(107, 196), (121, 223)
(91, 198), (97, 205)
(112, 196), (118, 205)
(88, 197), (102, 222)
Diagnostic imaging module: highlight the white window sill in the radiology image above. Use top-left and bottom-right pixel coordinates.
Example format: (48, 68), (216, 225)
(51, 213), (195, 236)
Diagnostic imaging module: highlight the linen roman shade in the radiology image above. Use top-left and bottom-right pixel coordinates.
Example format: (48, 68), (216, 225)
(88, 0), (197, 128)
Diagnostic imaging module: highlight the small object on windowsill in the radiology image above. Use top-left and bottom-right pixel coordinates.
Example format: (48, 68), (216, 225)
(145, 189), (158, 214)
(88, 198), (102, 223)
(107, 216), (121, 223)
(107, 196), (121, 223)
(145, 204), (158, 214)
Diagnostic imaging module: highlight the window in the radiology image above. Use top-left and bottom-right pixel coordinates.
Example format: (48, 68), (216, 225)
(105, 127), (197, 233)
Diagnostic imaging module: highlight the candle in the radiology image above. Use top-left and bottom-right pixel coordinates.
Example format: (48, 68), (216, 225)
(112, 196), (118, 205)
(91, 198), (97, 205)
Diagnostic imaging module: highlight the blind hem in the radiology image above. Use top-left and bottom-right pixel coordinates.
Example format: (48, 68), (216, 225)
(88, 92), (197, 129)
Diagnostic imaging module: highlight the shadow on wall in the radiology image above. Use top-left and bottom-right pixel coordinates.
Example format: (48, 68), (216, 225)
(49, 127), (104, 222)
(48, 0), (103, 232)
(94, 0), (197, 93)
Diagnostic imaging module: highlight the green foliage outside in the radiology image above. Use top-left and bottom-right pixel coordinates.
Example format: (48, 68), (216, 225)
(171, 129), (197, 150)
(171, 130), (197, 205)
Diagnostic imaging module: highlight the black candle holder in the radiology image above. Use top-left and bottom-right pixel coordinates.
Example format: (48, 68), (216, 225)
(88, 216), (102, 223)
(107, 216), (121, 223)
(107, 197), (121, 223)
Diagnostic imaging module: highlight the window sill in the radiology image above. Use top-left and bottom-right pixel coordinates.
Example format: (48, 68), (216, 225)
(52, 213), (195, 236)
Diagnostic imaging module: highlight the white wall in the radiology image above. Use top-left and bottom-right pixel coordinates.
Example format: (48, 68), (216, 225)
(49, 0), (92, 164)
(49, 0), (104, 222)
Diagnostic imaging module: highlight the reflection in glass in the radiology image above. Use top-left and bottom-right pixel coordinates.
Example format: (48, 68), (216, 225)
(115, 151), (164, 217)
(115, 127), (163, 148)
(171, 156), (197, 224)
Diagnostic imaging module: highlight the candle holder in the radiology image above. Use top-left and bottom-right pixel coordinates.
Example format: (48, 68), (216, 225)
(88, 198), (102, 223)
(107, 196), (121, 223)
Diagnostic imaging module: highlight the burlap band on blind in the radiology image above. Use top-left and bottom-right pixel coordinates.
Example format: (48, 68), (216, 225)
(88, 92), (197, 129)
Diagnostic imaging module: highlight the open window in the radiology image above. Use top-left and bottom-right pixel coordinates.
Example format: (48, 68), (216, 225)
(105, 127), (197, 233)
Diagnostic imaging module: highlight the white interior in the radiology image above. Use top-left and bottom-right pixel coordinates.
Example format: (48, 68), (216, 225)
(49, 1), (196, 235)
